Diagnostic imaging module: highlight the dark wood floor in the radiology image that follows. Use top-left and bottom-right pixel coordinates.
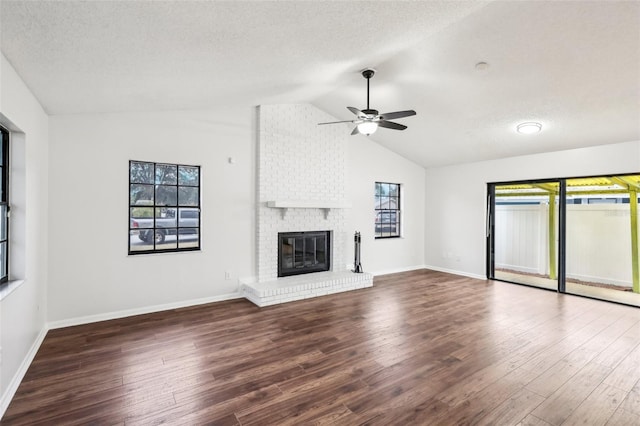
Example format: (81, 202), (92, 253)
(3, 270), (640, 425)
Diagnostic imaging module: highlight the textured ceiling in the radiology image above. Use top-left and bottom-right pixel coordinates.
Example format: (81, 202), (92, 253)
(1, 0), (639, 168)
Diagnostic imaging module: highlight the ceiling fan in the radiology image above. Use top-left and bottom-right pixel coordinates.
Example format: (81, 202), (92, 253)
(319, 68), (416, 136)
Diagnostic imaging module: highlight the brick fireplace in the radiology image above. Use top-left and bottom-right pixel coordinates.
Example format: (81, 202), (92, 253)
(240, 104), (373, 307)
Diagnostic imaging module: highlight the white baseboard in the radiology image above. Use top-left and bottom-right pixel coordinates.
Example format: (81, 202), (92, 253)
(370, 264), (426, 276)
(47, 292), (243, 330)
(423, 265), (486, 281)
(1, 326), (48, 420)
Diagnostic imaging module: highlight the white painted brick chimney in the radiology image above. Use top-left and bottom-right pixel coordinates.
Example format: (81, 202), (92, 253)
(256, 104), (349, 282)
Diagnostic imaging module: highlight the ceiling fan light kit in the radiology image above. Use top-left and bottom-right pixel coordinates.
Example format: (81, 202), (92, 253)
(357, 121), (378, 135)
(318, 68), (416, 136)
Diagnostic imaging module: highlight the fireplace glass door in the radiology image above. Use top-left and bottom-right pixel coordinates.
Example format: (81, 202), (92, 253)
(278, 231), (330, 277)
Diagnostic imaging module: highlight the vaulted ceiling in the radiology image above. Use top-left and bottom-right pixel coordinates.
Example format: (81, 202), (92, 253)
(1, 1), (638, 168)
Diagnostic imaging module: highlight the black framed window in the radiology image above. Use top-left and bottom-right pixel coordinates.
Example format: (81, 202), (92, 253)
(129, 161), (201, 254)
(0, 127), (9, 283)
(375, 182), (401, 238)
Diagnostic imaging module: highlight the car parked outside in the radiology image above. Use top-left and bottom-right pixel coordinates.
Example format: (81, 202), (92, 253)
(375, 210), (399, 236)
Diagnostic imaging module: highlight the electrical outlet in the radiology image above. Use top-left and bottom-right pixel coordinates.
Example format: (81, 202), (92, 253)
(225, 271), (231, 280)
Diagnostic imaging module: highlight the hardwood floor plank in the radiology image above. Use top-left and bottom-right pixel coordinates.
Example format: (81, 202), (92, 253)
(525, 345), (597, 398)
(172, 362), (305, 406)
(6, 377), (124, 418)
(531, 360), (612, 425)
(2, 385), (176, 425)
(561, 382), (626, 426)
(126, 384), (283, 425)
(605, 407), (640, 426)
(619, 378), (640, 416)
(439, 367), (540, 425)
(590, 318), (640, 368)
(303, 403), (360, 425)
(518, 310), (623, 374)
(602, 342), (640, 392)
(275, 401), (357, 426)
(436, 354), (533, 407)
(516, 413), (553, 426)
(474, 388), (545, 426)
(235, 377), (368, 425)
(3, 269), (640, 425)
(354, 397), (451, 426)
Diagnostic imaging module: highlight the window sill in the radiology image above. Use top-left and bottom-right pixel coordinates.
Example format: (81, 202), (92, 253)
(0, 279), (25, 302)
(128, 248), (203, 257)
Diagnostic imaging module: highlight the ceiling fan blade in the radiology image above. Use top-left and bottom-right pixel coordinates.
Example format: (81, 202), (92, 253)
(378, 110), (417, 121)
(351, 126), (360, 135)
(378, 120), (408, 131)
(347, 106), (367, 117)
(318, 120), (356, 125)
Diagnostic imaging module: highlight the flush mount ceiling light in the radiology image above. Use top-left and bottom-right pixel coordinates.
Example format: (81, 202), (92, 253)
(516, 122), (542, 134)
(475, 61), (490, 71)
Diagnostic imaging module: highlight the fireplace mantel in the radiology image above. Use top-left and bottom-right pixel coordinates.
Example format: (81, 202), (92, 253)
(266, 200), (350, 219)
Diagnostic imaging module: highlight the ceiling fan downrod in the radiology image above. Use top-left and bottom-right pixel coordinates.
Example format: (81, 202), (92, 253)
(362, 68), (376, 115)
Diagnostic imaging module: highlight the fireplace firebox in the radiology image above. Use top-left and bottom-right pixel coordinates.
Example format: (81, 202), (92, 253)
(278, 231), (331, 277)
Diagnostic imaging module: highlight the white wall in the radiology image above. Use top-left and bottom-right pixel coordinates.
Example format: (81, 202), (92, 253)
(47, 108), (255, 324)
(348, 132), (426, 275)
(47, 106), (427, 324)
(424, 140), (640, 278)
(0, 54), (49, 415)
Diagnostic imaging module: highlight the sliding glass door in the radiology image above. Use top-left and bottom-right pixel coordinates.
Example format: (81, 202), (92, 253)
(565, 176), (640, 306)
(488, 180), (561, 291)
(488, 174), (640, 307)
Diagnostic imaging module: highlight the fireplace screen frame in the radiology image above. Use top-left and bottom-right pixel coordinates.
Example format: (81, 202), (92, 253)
(278, 231), (331, 277)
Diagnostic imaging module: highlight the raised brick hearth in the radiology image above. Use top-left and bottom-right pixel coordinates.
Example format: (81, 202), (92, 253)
(241, 271), (373, 307)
